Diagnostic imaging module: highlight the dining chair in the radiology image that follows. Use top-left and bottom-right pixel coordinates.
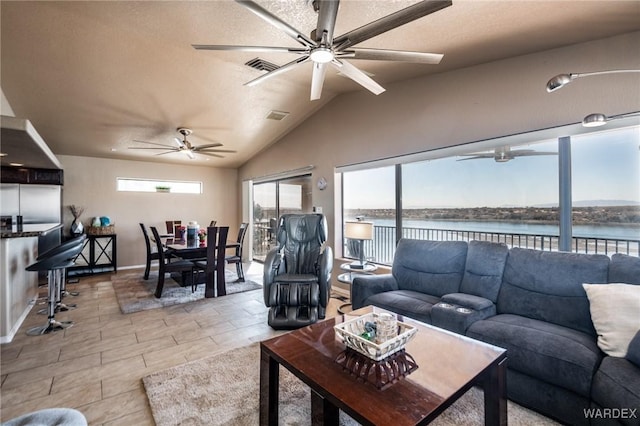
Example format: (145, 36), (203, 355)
(225, 222), (248, 282)
(140, 223), (160, 280)
(193, 226), (229, 297)
(165, 220), (174, 234)
(150, 226), (195, 298)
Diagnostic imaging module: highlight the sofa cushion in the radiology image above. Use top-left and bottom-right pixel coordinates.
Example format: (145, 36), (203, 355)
(459, 240), (508, 303)
(609, 253), (640, 284)
(591, 356), (640, 426)
(497, 248), (610, 335)
(467, 314), (602, 397)
(392, 239), (467, 297)
(366, 290), (440, 324)
(583, 283), (640, 357)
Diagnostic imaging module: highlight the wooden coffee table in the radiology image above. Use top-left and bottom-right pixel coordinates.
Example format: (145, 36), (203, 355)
(259, 305), (507, 425)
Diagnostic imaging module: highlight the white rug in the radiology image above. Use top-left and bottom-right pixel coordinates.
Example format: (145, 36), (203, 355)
(112, 271), (262, 314)
(142, 343), (559, 426)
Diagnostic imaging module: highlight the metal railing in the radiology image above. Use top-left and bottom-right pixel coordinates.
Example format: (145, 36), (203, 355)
(355, 225), (640, 265)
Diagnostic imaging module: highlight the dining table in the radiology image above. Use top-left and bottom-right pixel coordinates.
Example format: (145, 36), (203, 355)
(163, 236), (240, 298)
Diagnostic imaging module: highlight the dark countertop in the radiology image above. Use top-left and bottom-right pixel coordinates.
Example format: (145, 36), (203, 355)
(0, 223), (63, 239)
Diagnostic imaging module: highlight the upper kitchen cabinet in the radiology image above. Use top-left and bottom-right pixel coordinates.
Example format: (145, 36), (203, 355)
(0, 167), (63, 185)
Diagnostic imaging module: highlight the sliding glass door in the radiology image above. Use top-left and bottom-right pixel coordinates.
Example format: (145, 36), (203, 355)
(252, 174), (312, 262)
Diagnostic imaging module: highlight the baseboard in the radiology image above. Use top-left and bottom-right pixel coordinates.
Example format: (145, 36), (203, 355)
(0, 296), (36, 344)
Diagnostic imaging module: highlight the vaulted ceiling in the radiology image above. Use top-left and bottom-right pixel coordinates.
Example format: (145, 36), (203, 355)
(2, 1), (639, 169)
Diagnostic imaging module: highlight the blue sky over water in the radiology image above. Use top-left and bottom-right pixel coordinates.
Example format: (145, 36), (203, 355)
(344, 126), (640, 209)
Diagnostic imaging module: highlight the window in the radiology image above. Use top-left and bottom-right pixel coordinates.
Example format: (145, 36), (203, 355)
(252, 175), (312, 262)
(342, 166), (396, 264)
(116, 178), (202, 194)
(402, 139), (559, 248)
(340, 125), (640, 264)
(570, 127), (640, 253)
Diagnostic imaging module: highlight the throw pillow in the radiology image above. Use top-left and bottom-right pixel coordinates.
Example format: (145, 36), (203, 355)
(583, 283), (640, 358)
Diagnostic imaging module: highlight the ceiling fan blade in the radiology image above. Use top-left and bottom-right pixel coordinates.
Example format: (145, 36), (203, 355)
(154, 151), (179, 156)
(198, 152), (225, 158)
(513, 151), (558, 157)
(185, 150), (195, 159)
(192, 45), (308, 54)
(331, 59), (385, 95)
(128, 147), (178, 150)
(245, 56), (310, 87)
(198, 148), (237, 153)
(332, 0), (452, 50)
(310, 62), (328, 101)
(315, 0), (340, 43)
(192, 143), (223, 151)
(456, 155), (495, 161)
(344, 48), (443, 64)
(236, 0), (315, 48)
(131, 140), (176, 149)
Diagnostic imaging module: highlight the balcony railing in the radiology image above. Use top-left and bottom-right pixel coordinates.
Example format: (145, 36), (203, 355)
(354, 225), (640, 265)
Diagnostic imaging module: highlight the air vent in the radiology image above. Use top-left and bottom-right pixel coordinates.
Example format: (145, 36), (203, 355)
(266, 110), (290, 121)
(245, 58), (279, 73)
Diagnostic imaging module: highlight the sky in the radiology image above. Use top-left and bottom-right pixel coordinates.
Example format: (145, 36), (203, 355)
(343, 126), (640, 209)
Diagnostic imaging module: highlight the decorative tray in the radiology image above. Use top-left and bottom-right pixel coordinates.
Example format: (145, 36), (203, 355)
(334, 312), (417, 361)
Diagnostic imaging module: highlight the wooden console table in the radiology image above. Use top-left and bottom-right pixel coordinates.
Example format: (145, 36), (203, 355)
(68, 234), (117, 276)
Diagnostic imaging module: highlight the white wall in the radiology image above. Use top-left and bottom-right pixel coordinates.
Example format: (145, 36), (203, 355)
(59, 155), (238, 269)
(238, 32), (640, 253)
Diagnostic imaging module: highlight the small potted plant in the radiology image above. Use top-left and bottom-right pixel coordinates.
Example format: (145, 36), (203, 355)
(198, 228), (207, 245)
(155, 185), (171, 193)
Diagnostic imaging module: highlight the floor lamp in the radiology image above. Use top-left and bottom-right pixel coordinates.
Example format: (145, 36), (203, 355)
(344, 221), (373, 269)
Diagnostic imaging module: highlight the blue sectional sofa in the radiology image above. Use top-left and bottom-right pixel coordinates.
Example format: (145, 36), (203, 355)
(351, 239), (640, 425)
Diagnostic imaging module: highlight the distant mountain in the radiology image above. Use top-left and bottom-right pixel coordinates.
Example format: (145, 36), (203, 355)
(527, 200), (639, 208)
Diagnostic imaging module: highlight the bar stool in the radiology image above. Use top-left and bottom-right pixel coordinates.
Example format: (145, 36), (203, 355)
(26, 241), (84, 336)
(36, 235), (86, 313)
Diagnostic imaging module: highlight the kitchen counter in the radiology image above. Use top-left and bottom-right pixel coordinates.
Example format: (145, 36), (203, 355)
(0, 222), (63, 239)
(1, 222), (63, 342)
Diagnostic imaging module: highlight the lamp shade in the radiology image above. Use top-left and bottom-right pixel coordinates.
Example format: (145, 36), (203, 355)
(344, 221), (373, 240)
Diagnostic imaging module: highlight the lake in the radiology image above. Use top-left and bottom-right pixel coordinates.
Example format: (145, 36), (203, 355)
(369, 218), (640, 241)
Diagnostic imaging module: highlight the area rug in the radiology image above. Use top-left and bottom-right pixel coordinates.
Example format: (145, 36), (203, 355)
(143, 343), (559, 426)
(112, 271), (262, 314)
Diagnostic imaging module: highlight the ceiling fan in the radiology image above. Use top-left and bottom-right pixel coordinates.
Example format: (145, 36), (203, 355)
(128, 128), (236, 159)
(193, 0), (452, 101)
(458, 146), (558, 163)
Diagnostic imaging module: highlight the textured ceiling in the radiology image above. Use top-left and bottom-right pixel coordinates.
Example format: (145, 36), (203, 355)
(2, 0), (640, 169)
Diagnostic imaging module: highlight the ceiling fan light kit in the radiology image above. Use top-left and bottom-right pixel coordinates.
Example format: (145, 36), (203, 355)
(194, 0), (452, 100)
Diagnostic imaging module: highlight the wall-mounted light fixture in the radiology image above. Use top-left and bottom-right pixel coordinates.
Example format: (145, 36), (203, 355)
(546, 69), (640, 93)
(582, 111), (640, 127)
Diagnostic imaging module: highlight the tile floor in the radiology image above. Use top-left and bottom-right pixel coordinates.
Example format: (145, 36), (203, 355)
(0, 263), (346, 424)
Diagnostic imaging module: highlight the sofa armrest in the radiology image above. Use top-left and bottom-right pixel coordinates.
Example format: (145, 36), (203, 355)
(441, 293), (494, 310)
(432, 292), (497, 335)
(627, 330), (640, 368)
(351, 274), (399, 310)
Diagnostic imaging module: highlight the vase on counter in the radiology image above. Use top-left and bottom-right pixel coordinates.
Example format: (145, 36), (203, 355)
(71, 219), (84, 236)
(69, 204), (86, 236)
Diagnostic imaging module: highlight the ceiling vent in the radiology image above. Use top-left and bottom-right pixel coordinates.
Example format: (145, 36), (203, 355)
(245, 58), (279, 73)
(266, 110), (290, 121)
